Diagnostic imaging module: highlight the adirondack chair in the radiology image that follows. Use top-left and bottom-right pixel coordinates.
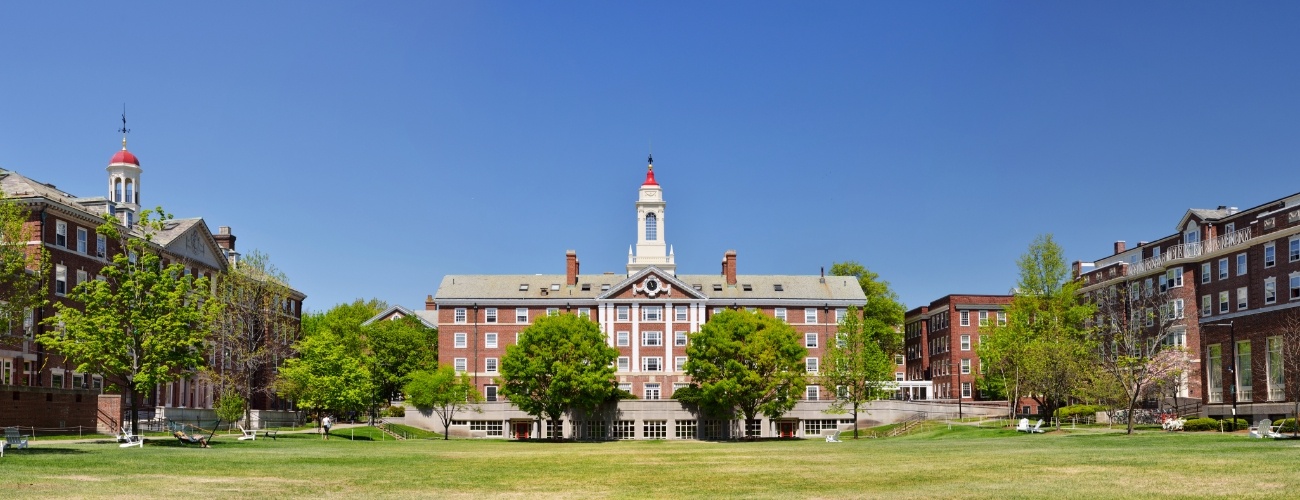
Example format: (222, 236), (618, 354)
(824, 429), (842, 442)
(1029, 419), (1046, 433)
(238, 425), (257, 441)
(1016, 418), (1031, 432)
(4, 427), (29, 450)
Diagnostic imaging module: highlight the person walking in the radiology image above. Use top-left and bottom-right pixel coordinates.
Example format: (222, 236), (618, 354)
(322, 415), (333, 440)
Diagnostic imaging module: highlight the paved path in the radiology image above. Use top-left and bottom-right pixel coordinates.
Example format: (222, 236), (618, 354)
(27, 423), (372, 446)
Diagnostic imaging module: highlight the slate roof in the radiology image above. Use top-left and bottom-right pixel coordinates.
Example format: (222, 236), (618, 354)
(434, 269), (866, 302)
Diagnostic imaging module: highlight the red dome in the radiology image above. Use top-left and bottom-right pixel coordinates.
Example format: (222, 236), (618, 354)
(109, 148), (140, 166)
(643, 168), (658, 186)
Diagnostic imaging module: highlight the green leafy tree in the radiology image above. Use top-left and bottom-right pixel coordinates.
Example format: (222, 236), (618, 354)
(1089, 280), (1190, 434)
(823, 306), (898, 438)
(679, 309), (806, 439)
(365, 315), (438, 410)
(39, 208), (220, 434)
(214, 392), (247, 427)
(982, 234), (1094, 427)
(210, 249), (297, 426)
(405, 365), (481, 440)
(499, 313), (618, 440)
(274, 328), (374, 421)
(830, 261), (906, 331)
(0, 194), (48, 342)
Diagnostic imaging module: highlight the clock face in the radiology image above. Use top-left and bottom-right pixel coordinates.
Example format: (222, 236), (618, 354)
(646, 279), (658, 291)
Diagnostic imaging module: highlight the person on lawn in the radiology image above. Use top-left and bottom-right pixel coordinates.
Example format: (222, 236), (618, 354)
(322, 415), (333, 440)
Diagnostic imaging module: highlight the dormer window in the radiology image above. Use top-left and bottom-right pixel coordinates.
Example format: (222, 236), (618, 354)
(550, 283), (560, 291)
(581, 284), (591, 291)
(742, 284), (753, 292)
(645, 212), (658, 241)
(773, 284), (784, 292)
(713, 284), (723, 291)
(601, 284), (611, 291)
(519, 284), (529, 291)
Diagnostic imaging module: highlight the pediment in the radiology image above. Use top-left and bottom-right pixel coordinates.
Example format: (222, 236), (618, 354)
(159, 220), (228, 272)
(596, 266), (709, 301)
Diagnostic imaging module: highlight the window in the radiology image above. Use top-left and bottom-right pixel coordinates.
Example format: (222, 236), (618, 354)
(674, 356), (687, 371)
(712, 307), (724, 316)
(485, 333), (497, 349)
(675, 420), (697, 439)
(1292, 274), (1300, 300)
(806, 357), (819, 373)
(454, 308), (467, 323)
(485, 386), (498, 402)
(1237, 253), (1247, 276)
(643, 331), (662, 346)
(642, 356), (662, 372)
(773, 308), (786, 321)
(76, 228), (87, 253)
(1207, 344), (1223, 403)
(1168, 267), (1183, 288)
(1201, 262), (1212, 284)
(644, 383), (661, 400)
(453, 358), (467, 372)
(617, 357), (629, 371)
(1265, 243), (1276, 268)
(614, 420), (635, 440)
(1158, 274), (1168, 293)
(617, 306), (629, 321)
(742, 284), (753, 292)
(978, 311), (989, 326)
(959, 311), (969, 326)
(515, 308), (528, 323)
(1145, 307), (1154, 327)
(76, 270), (87, 287)
(806, 385), (820, 401)
(454, 333), (467, 348)
(642, 306), (662, 322)
(518, 283), (529, 291)
(1144, 278), (1153, 298)
(960, 335), (971, 351)
(1236, 340), (1253, 402)
(805, 333), (818, 348)
(1219, 291), (1230, 313)
(675, 305), (688, 321)
(836, 308), (846, 323)
(1219, 258), (1229, 280)
(578, 308), (590, 319)
(55, 220), (67, 247)
(961, 382), (972, 398)
(602, 284), (611, 291)
(1291, 237), (1300, 262)
(616, 331), (629, 346)
(1202, 295), (1212, 316)
(1267, 336), (1284, 401)
(960, 358), (971, 374)
(645, 212), (657, 241)
(774, 284), (784, 292)
(804, 308), (817, 323)
(1237, 287), (1248, 310)
(1225, 222), (1235, 234)
(484, 308), (497, 323)
(895, 354), (904, 365)
(95, 234), (105, 258)
(546, 308), (558, 316)
(1265, 278), (1277, 305)
(674, 331), (687, 346)
(1172, 299), (1185, 319)
(55, 265), (67, 295)
(550, 283), (560, 291)
(485, 358), (498, 373)
(642, 420), (666, 439)
(836, 332), (847, 348)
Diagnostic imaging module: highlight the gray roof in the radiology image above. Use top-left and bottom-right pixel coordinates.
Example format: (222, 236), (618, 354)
(434, 270), (866, 302)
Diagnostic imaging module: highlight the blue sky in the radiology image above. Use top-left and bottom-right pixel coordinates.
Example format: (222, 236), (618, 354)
(3, 2), (1299, 313)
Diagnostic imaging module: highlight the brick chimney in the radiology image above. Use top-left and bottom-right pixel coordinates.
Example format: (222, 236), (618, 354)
(1113, 240), (1126, 254)
(213, 226), (237, 251)
(722, 250), (737, 285)
(565, 250), (580, 286)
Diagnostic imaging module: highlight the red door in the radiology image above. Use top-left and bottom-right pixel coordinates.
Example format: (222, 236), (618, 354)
(778, 422), (796, 438)
(513, 422), (531, 440)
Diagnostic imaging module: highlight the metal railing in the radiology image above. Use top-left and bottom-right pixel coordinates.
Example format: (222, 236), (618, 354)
(1127, 228), (1252, 276)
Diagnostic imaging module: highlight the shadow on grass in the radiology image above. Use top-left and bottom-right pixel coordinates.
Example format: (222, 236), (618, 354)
(5, 447), (91, 455)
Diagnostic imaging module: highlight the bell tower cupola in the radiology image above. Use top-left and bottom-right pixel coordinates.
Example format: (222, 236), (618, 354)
(627, 154), (675, 276)
(106, 109), (142, 226)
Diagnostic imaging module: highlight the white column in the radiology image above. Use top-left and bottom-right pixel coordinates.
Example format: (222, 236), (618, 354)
(631, 303), (640, 373)
(664, 301), (672, 366)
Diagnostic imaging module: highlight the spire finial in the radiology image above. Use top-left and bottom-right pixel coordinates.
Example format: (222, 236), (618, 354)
(647, 153), (653, 172)
(118, 104), (130, 149)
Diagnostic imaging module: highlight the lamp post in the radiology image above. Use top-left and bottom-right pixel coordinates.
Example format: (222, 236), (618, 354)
(1204, 321), (1236, 430)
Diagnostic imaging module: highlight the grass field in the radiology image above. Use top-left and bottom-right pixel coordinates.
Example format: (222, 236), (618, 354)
(4, 425), (1300, 499)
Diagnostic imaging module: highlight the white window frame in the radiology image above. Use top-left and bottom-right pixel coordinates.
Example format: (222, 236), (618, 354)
(774, 308), (786, 321)
(1292, 274), (1300, 300)
(484, 308), (497, 323)
(1237, 253), (1248, 276)
(1219, 291), (1230, 313)
(1265, 278), (1277, 305)
(617, 357), (630, 372)
(76, 227), (88, 254)
(644, 383), (661, 400)
(1265, 243), (1276, 268)
(1291, 237), (1300, 263)
(617, 331), (629, 346)
(485, 358), (498, 373)
(978, 311), (989, 326)
(1168, 267), (1183, 288)
(961, 382), (972, 398)
(1237, 287), (1248, 311)
(76, 269), (88, 287)
(997, 311), (1007, 326)
(1202, 294), (1212, 317)
(578, 308), (590, 319)
(546, 307), (559, 316)
(675, 305), (688, 321)
(642, 331), (662, 347)
(960, 358), (971, 374)
(55, 265), (68, 296)
(454, 308), (467, 324)
(836, 308), (846, 323)
(95, 234), (105, 258)
(674, 356), (687, 371)
(1201, 262), (1212, 284)
(485, 333), (497, 349)
(617, 306), (630, 321)
(1172, 298), (1184, 319)
(804, 308), (817, 324)
(674, 331), (687, 347)
(516, 308), (529, 323)
(453, 358), (467, 372)
(55, 220), (67, 247)
(959, 311), (969, 326)
(805, 333), (818, 348)
(642, 356), (662, 372)
(960, 335), (971, 351)
(642, 306), (662, 322)
(453, 333), (467, 349)
(806, 357), (819, 373)
(806, 385), (820, 401)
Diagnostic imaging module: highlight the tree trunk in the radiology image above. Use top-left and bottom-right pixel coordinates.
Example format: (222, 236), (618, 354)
(128, 382), (140, 436)
(1126, 393), (1139, 435)
(852, 403), (860, 439)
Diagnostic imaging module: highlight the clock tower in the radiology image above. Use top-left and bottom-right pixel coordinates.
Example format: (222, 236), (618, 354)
(626, 154), (675, 276)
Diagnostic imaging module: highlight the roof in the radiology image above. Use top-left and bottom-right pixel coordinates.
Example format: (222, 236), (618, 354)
(110, 148), (140, 166)
(433, 269), (866, 302)
(363, 305), (438, 329)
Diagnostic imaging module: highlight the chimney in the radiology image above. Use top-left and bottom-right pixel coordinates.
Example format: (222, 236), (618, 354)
(214, 226), (237, 251)
(565, 250), (579, 286)
(1113, 240), (1126, 254)
(1071, 261), (1082, 279)
(425, 295), (435, 310)
(722, 250), (737, 285)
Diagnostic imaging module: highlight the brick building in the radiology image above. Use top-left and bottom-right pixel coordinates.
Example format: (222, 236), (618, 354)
(1075, 191), (1300, 421)
(1, 134), (304, 427)
(422, 157), (877, 439)
(903, 295), (1011, 403)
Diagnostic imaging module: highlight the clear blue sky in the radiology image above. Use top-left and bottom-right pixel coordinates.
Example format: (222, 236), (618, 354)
(3, 2), (1299, 313)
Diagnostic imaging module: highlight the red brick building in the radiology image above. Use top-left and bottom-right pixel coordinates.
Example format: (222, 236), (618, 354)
(1075, 191), (1300, 421)
(903, 295), (1011, 403)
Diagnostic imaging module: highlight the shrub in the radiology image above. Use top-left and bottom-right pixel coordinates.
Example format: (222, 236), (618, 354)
(1057, 405), (1106, 420)
(1273, 418), (1296, 433)
(1182, 418), (1219, 432)
(214, 392), (247, 424)
(381, 405), (406, 417)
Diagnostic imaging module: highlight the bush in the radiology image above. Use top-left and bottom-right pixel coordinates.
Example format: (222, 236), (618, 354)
(381, 405), (406, 417)
(1057, 404), (1106, 420)
(1182, 418), (1219, 431)
(1273, 418), (1296, 433)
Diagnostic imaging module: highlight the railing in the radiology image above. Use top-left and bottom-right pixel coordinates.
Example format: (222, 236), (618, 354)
(1269, 387), (1285, 401)
(1238, 388), (1254, 402)
(1208, 388), (1223, 403)
(1127, 228), (1252, 276)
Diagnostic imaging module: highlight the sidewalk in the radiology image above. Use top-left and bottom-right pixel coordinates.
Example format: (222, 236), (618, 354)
(28, 423), (371, 446)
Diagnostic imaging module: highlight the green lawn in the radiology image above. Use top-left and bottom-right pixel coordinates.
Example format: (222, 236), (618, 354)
(4, 426), (1299, 498)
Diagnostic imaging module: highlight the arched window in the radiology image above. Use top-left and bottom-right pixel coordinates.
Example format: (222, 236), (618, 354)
(114, 178), (123, 202)
(645, 212), (658, 241)
(125, 180), (134, 204)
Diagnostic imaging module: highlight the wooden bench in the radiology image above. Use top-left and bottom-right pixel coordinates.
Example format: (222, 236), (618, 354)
(262, 430), (280, 440)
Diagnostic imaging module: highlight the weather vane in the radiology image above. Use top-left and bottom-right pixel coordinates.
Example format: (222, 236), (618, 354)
(119, 104), (130, 147)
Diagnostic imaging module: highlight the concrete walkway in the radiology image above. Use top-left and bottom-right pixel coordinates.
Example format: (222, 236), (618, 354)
(27, 423), (372, 446)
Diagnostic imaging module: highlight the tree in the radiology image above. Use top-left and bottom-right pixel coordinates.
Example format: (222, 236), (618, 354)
(823, 306), (899, 438)
(210, 249), (297, 426)
(498, 313), (618, 440)
(830, 261), (906, 330)
(0, 194), (48, 342)
(405, 365), (482, 440)
(981, 235), (1094, 427)
(1277, 311), (1300, 438)
(1089, 279), (1191, 434)
(678, 309), (806, 439)
(39, 208), (220, 434)
(365, 314), (438, 410)
(274, 328), (374, 421)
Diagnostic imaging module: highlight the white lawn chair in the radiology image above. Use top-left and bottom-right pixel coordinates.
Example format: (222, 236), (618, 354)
(238, 425), (257, 441)
(1016, 418), (1031, 432)
(823, 429), (842, 442)
(1029, 419), (1046, 433)
(3, 427), (29, 450)
(116, 425), (143, 448)
(1249, 419), (1269, 439)
(1162, 418), (1185, 431)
